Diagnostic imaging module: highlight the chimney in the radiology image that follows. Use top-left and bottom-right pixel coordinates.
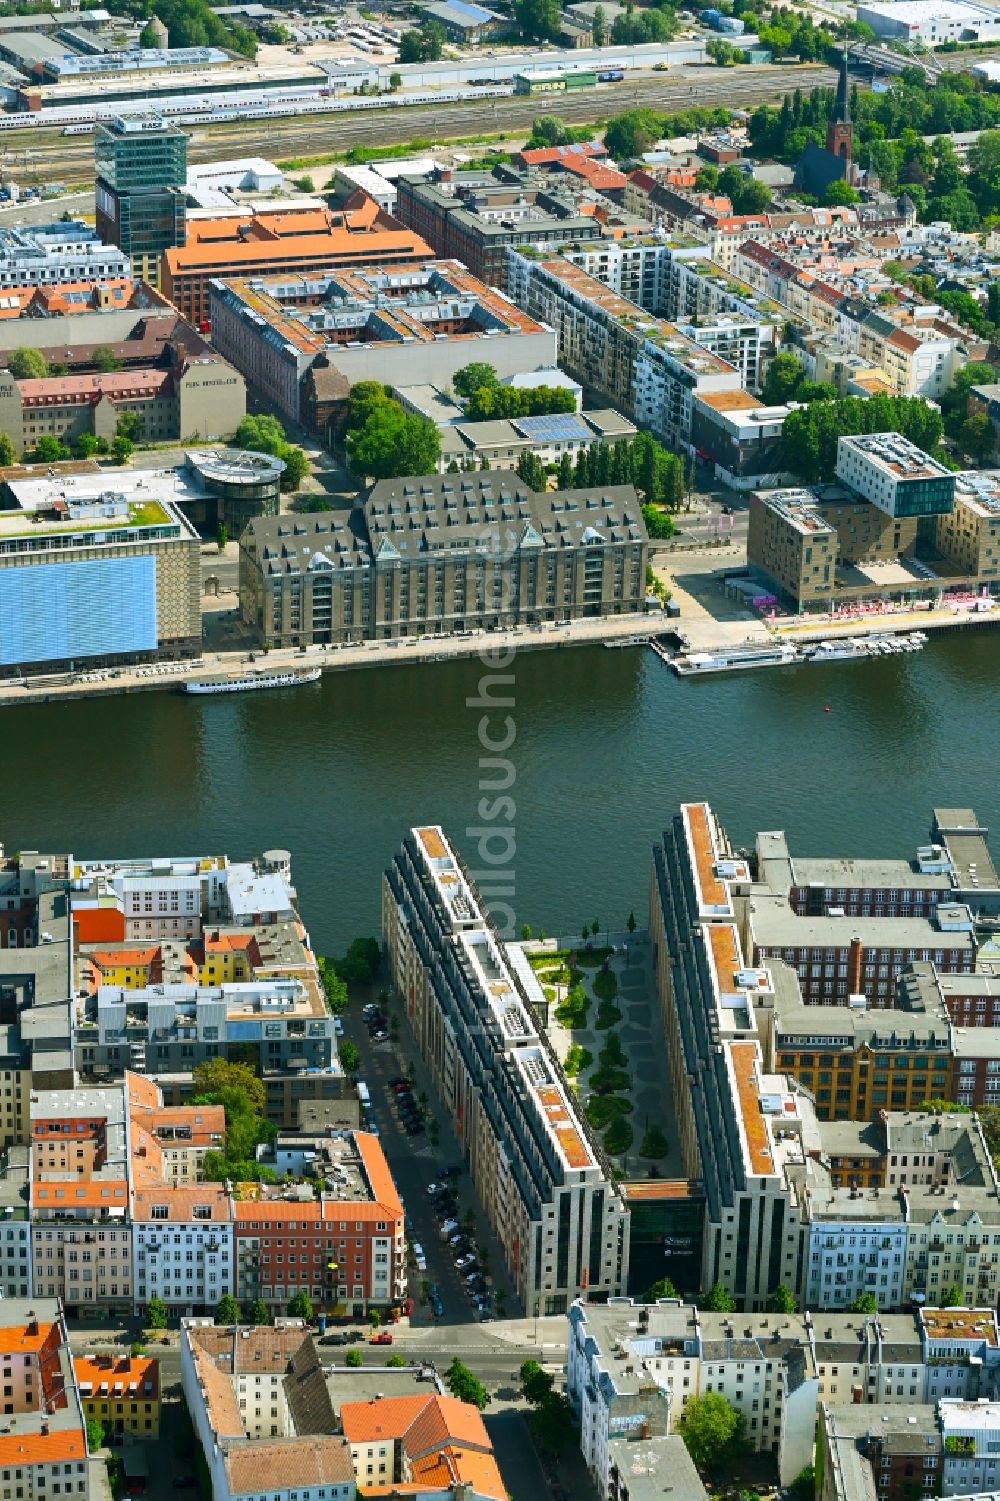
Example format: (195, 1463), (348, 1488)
(847, 935), (864, 995)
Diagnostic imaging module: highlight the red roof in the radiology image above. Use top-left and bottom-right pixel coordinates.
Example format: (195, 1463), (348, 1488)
(73, 908), (126, 944)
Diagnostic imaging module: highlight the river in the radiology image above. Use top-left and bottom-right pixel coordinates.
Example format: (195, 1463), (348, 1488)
(2, 631), (996, 953)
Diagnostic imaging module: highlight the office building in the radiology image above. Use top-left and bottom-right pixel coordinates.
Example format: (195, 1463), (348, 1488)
(384, 825), (629, 1314)
(0, 486), (200, 676)
(94, 116), (187, 285)
(835, 434), (957, 520)
(434, 408), (636, 474)
(0, 311), (245, 452)
(207, 261), (555, 431)
(2, 448), (282, 540)
(0, 1299), (110, 1501)
(181, 1321), (356, 1501)
(240, 477), (648, 649)
(935, 470), (1000, 581)
(162, 202), (432, 326)
(0, 220), (129, 291)
(856, 0), (1000, 45)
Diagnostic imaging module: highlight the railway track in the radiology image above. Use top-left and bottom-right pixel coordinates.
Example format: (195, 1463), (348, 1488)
(3, 48), (997, 184)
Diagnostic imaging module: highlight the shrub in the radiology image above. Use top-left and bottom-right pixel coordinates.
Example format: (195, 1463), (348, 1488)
(585, 1095), (633, 1128)
(564, 1044), (593, 1077)
(593, 967), (618, 1002)
(604, 1117), (634, 1153)
(640, 1125), (669, 1159)
(554, 985), (588, 1029)
(594, 1000), (621, 1029)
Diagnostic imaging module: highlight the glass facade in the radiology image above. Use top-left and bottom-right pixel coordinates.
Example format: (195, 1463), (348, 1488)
(894, 475), (956, 518)
(0, 555), (157, 666)
(95, 121), (187, 268)
(624, 1185), (706, 1300)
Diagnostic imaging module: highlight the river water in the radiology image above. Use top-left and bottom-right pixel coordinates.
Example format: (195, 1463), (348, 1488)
(3, 632), (996, 953)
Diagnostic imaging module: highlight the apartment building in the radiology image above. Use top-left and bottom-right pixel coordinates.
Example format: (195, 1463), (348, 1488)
(0, 488), (201, 677)
(394, 166), (616, 287)
(820, 1402), (943, 1501)
(0, 1299), (109, 1501)
(208, 261), (554, 431)
(339, 1393), (504, 1499)
(240, 478), (648, 649)
(0, 1147), (31, 1297)
(506, 251), (744, 441)
(747, 488), (839, 606)
(181, 1321), (356, 1501)
(74, 1352), (160, 1439)
(384, 825), (629, 1315)
(133, 1186), (234, 1317)
(161, 202), (432, 326)
(233, 1132), (405, 1318)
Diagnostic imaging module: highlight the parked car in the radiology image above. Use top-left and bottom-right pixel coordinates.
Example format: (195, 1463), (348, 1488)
(371, 1332), (393, 1345)
(406, 1121), (424, 1136)
(426, 1182), (446, 1198)
(372, 1030), (389, 1043)
(413, 1242), (427, 1271)
(430, 1295), (444, 1316)
(363, 1004), (380, 1018)
(319, 1332), (347, 1345)
(455, 1254), (477, 1271)
(439, 1220), (459, 1239)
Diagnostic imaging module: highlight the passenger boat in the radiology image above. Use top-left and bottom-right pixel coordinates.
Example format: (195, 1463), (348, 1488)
(183, 668), (322, 695)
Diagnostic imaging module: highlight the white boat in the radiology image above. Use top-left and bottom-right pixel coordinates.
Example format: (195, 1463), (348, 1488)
(807, 638), (868, 662)
(672, 642), (800, 676)
(183, 668), (322, 695)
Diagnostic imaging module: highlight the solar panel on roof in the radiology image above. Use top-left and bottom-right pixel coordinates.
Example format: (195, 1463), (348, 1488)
(517, 414), (588, 440)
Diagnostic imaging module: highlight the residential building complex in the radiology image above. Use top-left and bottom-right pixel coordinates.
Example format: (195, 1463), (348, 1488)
(240, 476), (648, 649)
(0, 221), (129, 291)
(384, 825), (629, 1314)
(74, 1352), (160, 1440)
(207, 261), (555, 431)
(339, 1392), (504, 1499)
(161, 201), (432, 325)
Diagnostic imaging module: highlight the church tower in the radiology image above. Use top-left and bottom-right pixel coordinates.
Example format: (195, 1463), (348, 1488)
(825, 41), (853, 165)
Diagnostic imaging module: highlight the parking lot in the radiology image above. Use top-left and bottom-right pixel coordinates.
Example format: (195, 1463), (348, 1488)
(346, 996), (519, 1332)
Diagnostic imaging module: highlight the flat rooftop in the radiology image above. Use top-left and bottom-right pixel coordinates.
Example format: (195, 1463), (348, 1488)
(838, 431), (951, 483)
(680, 802), (750, 921)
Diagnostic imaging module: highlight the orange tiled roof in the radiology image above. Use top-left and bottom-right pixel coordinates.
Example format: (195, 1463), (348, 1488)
(0, 1322), (57, 1356)
(91, 947), (159, 968)
(354, 1131), (404, 1218)
(0, 1427), (88, 1467)
(74, 1353), (159, 1399)
(341, 1394), (429, 1442)
(33, 1182), (128, 1207)
(132, 1186), (231, 1222)
(730, 1042), (772, 1177)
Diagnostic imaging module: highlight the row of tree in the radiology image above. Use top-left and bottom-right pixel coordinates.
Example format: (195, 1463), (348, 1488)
(782, 394), (945, 483)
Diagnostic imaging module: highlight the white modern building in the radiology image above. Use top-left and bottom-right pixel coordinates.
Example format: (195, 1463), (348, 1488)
(835, 433), (957, 520)
(857, 0), (1000, 46)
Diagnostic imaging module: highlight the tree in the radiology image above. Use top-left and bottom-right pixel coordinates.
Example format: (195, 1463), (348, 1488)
(445, 1357), (489, 1409)
(639, 1124), (668, 1159)
(848, 1291), (878, 1314)
(116, 410), (140, 442)
(641, 505), (675, 541)
(369, 1307), (382, 1329)
(147, 1297), (168, 1329)
(345, 1347), (363, 1367)
(790, 1465), (816, 1500)
(339, 936), (381, 985)
(0, 433), (13, 466)
(389, 72), (401, 91)
(530, 1391), (575, 1454)
(140, 20), (160, 46)
(627, 910), (637, 933)
(194, 1059), (265, 1112)
(281, 447), (309, 492)
(605, 1116), (633, 1154)
(318, 956), (349, 1015)
(766, 1284), (796, 1314)
(941, 1285), (963, 1307)
(92, 346), (122, 374)
(75, 433), (99, 458)
(701, 1282), (736, 1312)
(515, 0), (560, 39)
(248, 1298), (270, 1325)
(646, 1274), (678, 1301)
(959, 411), (995, 462)
(8, 347), (47, 380)
(695, 165), (720, 192)
(517, 451), (547, 492)
(287, 1291), (313, 1321)
(339, 1040), (361, 1074)
(762, 352), (806, 406)
(591, 3), (606, 44)
(454, 362), (499, 400)
(85, 1415), (105, 1453)
(345, 381), (393, 432)
(824, 178), (860, 206)
(605, 109), (662, 160)
(217, 521), (228, 552)
(520, 1358), (554, 1405)
(31, 435), (67, 463)
(217, 1294), (241, 1326)
(386, 1352), (406, 1366)
(111, 436), (133, 465)
(348, 402), (440, 480)
(677, 1392), (747, 1476)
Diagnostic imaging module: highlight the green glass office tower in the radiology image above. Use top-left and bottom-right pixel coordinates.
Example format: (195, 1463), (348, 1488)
(95, 117), (187, 287)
